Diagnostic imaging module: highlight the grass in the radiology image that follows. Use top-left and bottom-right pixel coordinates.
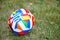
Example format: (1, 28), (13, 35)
(0, 0), (60, 40)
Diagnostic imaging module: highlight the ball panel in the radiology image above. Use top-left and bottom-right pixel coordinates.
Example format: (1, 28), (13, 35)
(24, 9), (29, 13)
(27, 20), (30, 28)
(20, 9), (26, 14)
(22, 15), (30, 20)
(8, 17), (13, 27)
(32, 16), (35, 26)
(23, 29), (31, 32)
(18, 31), (28, 35)
(13, 31), (18, 35)
(17, 23), (23, 30)
(16, 9), (23, 15)
(22, 20), (28, 28)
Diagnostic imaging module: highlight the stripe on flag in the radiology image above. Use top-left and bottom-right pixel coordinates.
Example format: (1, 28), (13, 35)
(17, 24), (22, 30)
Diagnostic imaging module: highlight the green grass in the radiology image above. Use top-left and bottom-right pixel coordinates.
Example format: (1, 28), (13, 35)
(0, 0), (60, 40)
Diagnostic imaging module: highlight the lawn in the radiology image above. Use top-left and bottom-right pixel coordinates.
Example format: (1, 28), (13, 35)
(0, 0), (60, 40)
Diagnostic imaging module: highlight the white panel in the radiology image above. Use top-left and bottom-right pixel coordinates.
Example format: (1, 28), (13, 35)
(20, 9), (26, 14)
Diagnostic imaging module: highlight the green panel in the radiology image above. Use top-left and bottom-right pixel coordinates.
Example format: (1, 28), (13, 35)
(22, 20), (28, 28)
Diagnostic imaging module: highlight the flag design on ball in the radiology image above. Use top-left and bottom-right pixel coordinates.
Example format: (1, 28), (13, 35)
(8, 9), (34, 35)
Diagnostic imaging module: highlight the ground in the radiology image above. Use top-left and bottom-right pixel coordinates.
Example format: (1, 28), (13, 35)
(0, 0), (60, 40)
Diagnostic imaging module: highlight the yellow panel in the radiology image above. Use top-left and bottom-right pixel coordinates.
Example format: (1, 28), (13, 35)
(22, 16), (30, 20)
(13, 12), (16, 14)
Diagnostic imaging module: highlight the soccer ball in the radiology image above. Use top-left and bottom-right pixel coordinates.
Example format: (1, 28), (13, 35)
(8, 8), (34, 35)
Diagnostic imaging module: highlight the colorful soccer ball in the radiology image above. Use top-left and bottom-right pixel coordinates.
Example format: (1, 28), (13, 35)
(8, 8), (34, 35)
